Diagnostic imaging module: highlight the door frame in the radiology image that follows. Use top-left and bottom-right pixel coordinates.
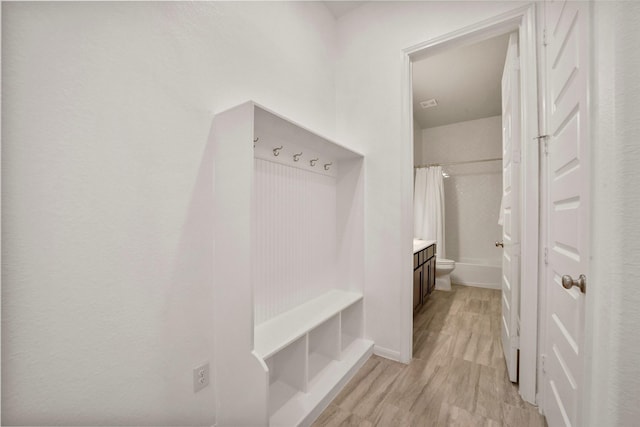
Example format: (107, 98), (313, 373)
(399, 3), (540, 404)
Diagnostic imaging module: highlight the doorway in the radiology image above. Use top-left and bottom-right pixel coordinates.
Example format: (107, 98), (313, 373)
(400, 4), (540, 404)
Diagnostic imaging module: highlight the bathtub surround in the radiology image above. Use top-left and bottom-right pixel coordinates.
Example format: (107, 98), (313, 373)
(416, 116), (503, 269)
(414, 116), (502, 167)
(452, 263), (502, 290)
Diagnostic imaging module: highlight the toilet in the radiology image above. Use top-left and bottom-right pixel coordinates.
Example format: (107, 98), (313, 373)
(435, 258), (456, 291)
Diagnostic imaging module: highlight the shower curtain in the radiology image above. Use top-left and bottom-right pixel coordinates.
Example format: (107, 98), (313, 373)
(414, 166), (446, 258)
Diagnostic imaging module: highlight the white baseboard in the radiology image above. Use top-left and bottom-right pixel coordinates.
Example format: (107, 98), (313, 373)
(301, 340), (374, 427)
(373, 345), (401, 362)
(452, 281), (501, 290)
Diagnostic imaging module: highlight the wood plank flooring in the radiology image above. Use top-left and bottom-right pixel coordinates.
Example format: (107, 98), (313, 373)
(313, 284), (547, 427)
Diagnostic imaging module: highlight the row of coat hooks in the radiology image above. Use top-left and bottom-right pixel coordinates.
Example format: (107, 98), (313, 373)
(254, 137), (332, 170)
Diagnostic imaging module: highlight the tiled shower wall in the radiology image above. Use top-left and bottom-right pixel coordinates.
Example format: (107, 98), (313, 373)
(415, 116), (503, 266)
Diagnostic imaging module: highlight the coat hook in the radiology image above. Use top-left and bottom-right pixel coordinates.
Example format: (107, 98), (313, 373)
(253, 137), (259, 148)
(324, 162), (332, 171)
(293, 152), (303, 162)
(310, 158), (319, 166)
(273, 146), (283, 156)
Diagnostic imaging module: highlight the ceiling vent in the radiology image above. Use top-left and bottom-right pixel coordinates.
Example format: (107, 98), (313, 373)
(420, 99), (438, 109)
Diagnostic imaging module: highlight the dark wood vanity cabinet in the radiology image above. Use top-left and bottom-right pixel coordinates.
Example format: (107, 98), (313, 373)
(429, 256), (436, 294)
(413, 243), (436, 312)
(413, 267), (422, 311)
(421, 261), (430, 302)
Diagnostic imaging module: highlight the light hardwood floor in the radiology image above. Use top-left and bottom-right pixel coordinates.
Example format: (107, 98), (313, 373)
(313, 284), (547, 427)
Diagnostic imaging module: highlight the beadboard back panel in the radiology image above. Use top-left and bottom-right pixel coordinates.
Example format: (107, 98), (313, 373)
(253, 158), (337, 325)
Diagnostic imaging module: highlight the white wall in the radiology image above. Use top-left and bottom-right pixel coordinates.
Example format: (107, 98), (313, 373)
(417, 116), (503, 265)
(413, 115), (422, 162)
(1, 2), (336, 425)
(415, 116), (502, 165)
(586, 1), (640, 425)
(335, 1), (527, 358)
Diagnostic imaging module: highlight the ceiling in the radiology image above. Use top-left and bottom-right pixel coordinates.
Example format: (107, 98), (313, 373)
(412, 34), (511, 129)
(323, 1), (367, 19)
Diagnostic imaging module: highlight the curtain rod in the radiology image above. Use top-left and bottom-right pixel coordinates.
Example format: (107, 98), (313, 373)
(414, 157), (502, 168)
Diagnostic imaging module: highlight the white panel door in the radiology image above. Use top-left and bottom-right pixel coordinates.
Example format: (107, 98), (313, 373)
(501, 32), (521, 384)
(542, 1), (589, 426)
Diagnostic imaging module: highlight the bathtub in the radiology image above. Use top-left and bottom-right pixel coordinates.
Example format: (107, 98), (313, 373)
(450, 261), (501, 290)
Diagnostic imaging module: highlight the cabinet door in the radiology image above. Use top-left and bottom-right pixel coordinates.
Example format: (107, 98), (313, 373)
(422, 263), (429, 301)
(413, 268), (422, 311)
(430, 258), (437, 293)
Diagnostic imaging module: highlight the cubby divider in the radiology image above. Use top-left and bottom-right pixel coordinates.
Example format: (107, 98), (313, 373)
(341, 299), (364, 353)
(266, 335), (308, 417)
(308, 315), (340, 382)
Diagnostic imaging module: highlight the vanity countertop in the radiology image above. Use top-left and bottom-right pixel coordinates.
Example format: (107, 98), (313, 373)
(413, 239), (436, 254)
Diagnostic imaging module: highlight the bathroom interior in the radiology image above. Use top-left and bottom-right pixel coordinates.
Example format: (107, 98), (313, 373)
(412, 33), (510, 309)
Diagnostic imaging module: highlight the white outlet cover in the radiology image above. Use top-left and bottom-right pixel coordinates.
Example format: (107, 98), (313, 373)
(193, 362), (209, 393)
(420, 98), (438, 108)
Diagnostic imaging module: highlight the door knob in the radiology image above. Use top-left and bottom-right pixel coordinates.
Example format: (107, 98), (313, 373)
(495, 241), (504, 248)
(561, 274), (586, 293)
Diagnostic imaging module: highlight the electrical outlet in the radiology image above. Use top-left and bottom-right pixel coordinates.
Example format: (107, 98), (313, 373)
(193, 362), (209, 393)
